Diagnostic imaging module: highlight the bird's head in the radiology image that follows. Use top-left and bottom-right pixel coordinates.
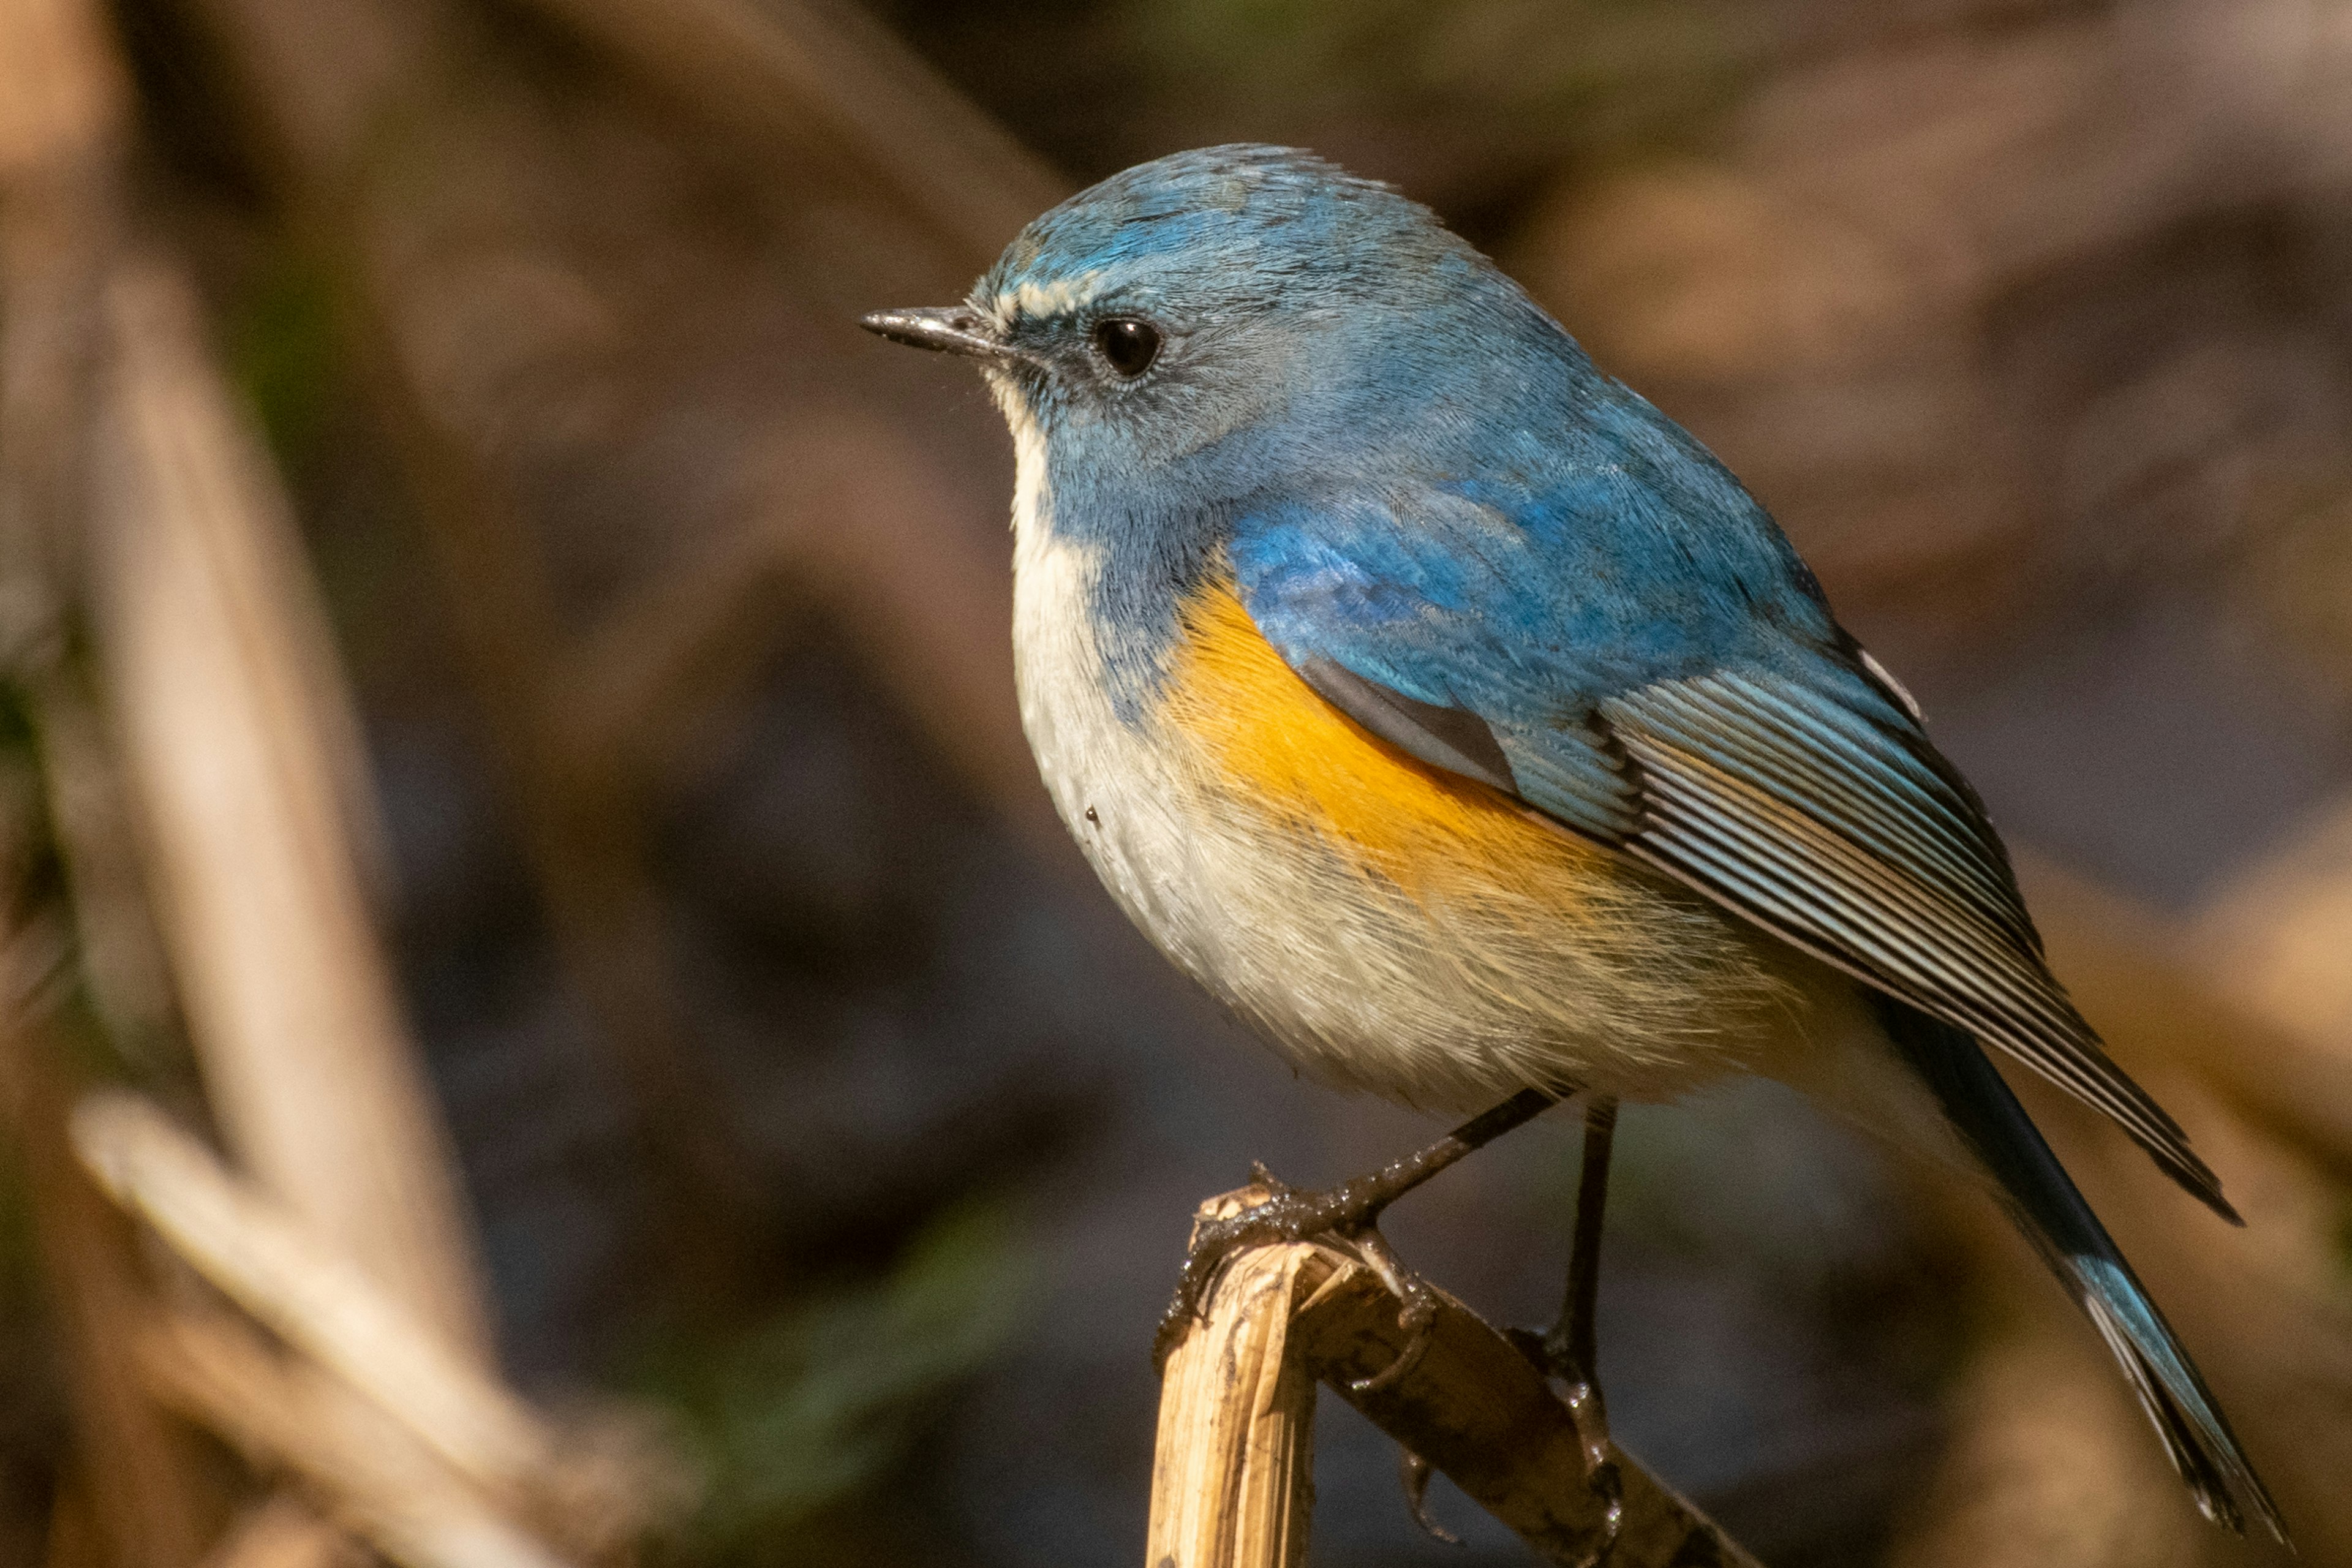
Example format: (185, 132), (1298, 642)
(863, 145), (1575, 500)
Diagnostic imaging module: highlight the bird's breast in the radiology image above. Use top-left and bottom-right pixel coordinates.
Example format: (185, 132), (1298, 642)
(1011, 501), (1806, 1108)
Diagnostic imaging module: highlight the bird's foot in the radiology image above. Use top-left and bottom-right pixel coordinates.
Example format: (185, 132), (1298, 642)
(1346, 1224), (1443, 1392)
(1151, 1159), (1439, 1387)
(1152, 1090), (1560, 1385)
(1507, 1330), (1625, 1564)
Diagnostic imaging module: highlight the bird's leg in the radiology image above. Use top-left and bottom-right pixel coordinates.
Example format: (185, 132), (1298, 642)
(1547, 1095), (1618, 1418)
(1511, 1095), (1624, 1561)
(1153, 1086), (1561, 1377)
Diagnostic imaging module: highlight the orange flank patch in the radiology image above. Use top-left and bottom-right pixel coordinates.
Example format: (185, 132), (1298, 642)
(1162, 583), (1617, 897)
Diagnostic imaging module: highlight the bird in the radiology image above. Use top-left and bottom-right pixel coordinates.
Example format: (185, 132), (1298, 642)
(861, 143), (2285, 1542)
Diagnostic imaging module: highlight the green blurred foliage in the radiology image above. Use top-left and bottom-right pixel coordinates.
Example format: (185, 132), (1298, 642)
(894, 0), (1757, 231)
(224, 251), (344, 472)
(1583, 1082), (1906, 1291)
(1138, 0), (1745, 139)
(637, 1197), (1035, 1560)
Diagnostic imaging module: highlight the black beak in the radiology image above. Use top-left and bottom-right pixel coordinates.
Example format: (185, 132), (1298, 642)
(859, 305), (1023, 363)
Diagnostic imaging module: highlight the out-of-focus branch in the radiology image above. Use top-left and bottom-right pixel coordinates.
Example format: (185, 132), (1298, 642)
(77, 1091), (679, 1564)
(1, 4), (666, 1556)
(0, 0), (219, 1559)
(0, 918), (214, 1568)
(0, 0), (127, 639)
(166, 0), (1085, 1308)
(1151, 1188), (1760, 1568)
(73, 1093), (557, 1507)
(9, 0), (490, 1370)
(0, 0), (183, 1077)
(501, 0), (1063, 273)
(0, 18), (213, 1568)
(138, 1312), (570, 1568)
(87, 256), (493, 1357)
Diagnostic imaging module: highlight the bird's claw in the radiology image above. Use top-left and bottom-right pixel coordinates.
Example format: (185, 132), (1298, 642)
(1400, 1448), (1462, 1545)
(1151, 1166), (1385, 1373)
(1347, 1226), (1441, 1392)
(1150, 1162), (1446, 1381)
(1506, 1330), (1623, 1564)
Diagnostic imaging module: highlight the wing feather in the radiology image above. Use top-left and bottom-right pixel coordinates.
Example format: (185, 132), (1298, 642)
(1663, 675), (2033, 945)
(1604, 680), (2231, 1218)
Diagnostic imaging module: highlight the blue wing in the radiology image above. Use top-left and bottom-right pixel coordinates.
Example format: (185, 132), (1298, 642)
(1230, 466), (2231, 1221)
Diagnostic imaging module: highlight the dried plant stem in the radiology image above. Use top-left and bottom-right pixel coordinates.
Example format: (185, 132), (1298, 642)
(87, 256), (493, 1357)
(0, 969), (214, 1568)
(138, 1312), (568, 1568)
(72, 1094), (559, 1504)
(77, 1090), (676, 1564)
(1147, 1232), (1320, 1567)
(1152, 1189), (1758, 1568)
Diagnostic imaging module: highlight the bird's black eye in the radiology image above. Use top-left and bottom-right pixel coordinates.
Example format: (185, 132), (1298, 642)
(1091, 317), (1161, 377)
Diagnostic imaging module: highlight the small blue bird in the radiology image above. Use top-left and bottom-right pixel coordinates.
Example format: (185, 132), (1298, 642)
(863, 145), (2282, 1539)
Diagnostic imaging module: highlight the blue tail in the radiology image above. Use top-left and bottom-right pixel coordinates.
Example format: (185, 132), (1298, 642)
(1877, 999), (2287, 1541)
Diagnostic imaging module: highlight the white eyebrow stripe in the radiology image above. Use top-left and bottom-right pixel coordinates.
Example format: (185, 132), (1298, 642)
(992, 273), (1106, 330)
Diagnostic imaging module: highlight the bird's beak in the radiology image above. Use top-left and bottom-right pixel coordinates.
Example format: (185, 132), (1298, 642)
(859, 305), (1025, 363)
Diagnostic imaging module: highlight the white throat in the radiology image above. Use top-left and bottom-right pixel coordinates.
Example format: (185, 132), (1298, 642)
(990, 375), (1215, 971)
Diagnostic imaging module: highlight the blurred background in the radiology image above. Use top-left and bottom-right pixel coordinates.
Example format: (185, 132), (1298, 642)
(1, 0), (2350, 1564)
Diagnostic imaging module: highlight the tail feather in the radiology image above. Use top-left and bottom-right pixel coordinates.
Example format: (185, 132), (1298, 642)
(1876, 998), (2287, 1542)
